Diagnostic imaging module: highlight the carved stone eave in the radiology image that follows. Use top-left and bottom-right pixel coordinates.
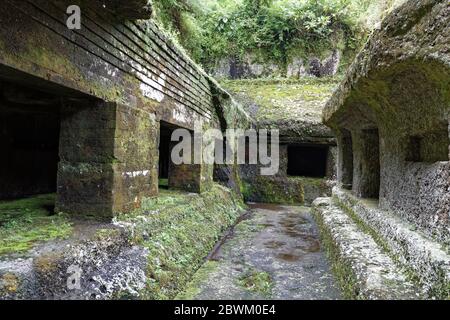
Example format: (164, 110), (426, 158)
(52, 0), (153, 20)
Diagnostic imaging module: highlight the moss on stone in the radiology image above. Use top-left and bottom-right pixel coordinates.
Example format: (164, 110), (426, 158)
(158, 179), (169, 188)
(311, 204), (361, 299)
(221, 77), (341, 124)
(33, 253), (62, 275)
(117, 184), (246, 299)
(334, 193), (450, 299)
(238, 268), (273, 297)
(0, 194), (73, 256)
(242, 176), (331, 205)
(0, 273), (20, 295)
(334, 196), (392, 255)
(175, 260), (220, 300)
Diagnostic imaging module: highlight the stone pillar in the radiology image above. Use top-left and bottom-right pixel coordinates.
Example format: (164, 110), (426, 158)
(112, 104), (159, 212)
(167, 126), (216, 193)
(326, 145), (337, 180)
(278, 144), (288, 177)
(168, 135), (202, 193)
(351, 129), (380, 198)
(336, 129), (353, 189)
(56, 101), (158, 218)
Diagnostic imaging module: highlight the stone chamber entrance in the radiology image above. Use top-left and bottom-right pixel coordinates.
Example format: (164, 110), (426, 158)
(0, 67), (132, 219)
(158, 121), (202, 193)
(158, 121), (173, 190)
(287, 145), (329, 178)
(0, 81), (61, 202)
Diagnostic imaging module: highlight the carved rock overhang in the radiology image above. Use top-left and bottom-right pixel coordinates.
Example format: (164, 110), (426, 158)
(322, 0), (450, 133)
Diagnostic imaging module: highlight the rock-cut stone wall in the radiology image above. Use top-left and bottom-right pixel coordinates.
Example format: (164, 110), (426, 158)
(0, 0), (250, 217)
(323, 0), (450, 244)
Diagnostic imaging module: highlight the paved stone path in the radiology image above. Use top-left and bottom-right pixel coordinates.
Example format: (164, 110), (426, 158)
(179, 204), (341, 300)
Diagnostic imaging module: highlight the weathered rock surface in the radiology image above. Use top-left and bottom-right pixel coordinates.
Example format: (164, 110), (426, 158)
(209, 51), (341, 80)
(323, 0), (450, 248)
(312, 197), (421, 300)
(333, 187), (450, 299)
(0, 223), (148, 300)
(178, 204), (341, 300)
(0, 185), (245, 300)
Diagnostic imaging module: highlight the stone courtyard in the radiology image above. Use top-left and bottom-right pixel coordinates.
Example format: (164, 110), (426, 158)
(0, 0), (449, 300)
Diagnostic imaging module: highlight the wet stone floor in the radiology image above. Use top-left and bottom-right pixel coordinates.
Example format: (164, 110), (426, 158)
(179, 204), (341, 300)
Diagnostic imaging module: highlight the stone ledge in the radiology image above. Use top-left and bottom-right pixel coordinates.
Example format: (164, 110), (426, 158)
(333, 187), (450, 299)
(312, 197), (420, 300)
(0, 185), (245, 300)
(241, 176), (332, 205)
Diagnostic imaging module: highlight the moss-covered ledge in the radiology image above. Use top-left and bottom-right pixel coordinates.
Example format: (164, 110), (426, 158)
(0, 184), (246, 299)
(241, 176), (331, 205)
(115, 184), (246, 299)
(0, 194), (73, 256)
(221, 77), (340, 140)
(311, 197), (420, 300)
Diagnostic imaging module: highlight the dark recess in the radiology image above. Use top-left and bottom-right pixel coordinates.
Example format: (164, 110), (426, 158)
(287, 145), (328, 178)
(159, 122), (173, 188)
(0, 81), (61, 199)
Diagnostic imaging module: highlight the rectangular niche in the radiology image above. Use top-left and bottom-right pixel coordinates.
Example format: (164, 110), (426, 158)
(287, 145), (328, 178)
(406, 129), (449, 163)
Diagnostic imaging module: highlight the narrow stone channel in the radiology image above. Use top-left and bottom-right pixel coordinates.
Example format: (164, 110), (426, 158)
(178, 204), (341, 300)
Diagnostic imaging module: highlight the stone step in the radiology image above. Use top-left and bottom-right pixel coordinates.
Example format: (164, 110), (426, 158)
(333, 187), (450, 299)
(312, 197), (421, 300)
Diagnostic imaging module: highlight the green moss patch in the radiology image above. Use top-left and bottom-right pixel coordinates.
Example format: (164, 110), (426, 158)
(175, 260), (220, 300)
(118, 184), (246, 299)
(158, 178), (169, 188)
(242, 176), (305, 205)
(312, 205), (359, 299)
(221, 77), (341, 123)
(238, 268), (273, 297)
(0, 194), (73, 255)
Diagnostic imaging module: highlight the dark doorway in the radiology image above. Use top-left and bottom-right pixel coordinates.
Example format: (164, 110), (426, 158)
(340, 129), (354, 190)
(159, 122), (173, 189)
(0, 81), (61, 200)
(360, 129), (380, 199)
(287, 145), (328, 178)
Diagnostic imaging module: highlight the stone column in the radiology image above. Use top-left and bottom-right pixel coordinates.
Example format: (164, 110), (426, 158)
(351, 129), (380, 198)
(168, 134), (202, 193)
(56, 101), (158, 218)
(336, 129), (353, 189)
(112, 104), (159, 212)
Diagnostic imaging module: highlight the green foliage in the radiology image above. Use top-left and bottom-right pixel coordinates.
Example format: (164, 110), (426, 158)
(0, 194), (73, 255)
(153, 0), (372, 66)
(201, 0), (367, 63)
